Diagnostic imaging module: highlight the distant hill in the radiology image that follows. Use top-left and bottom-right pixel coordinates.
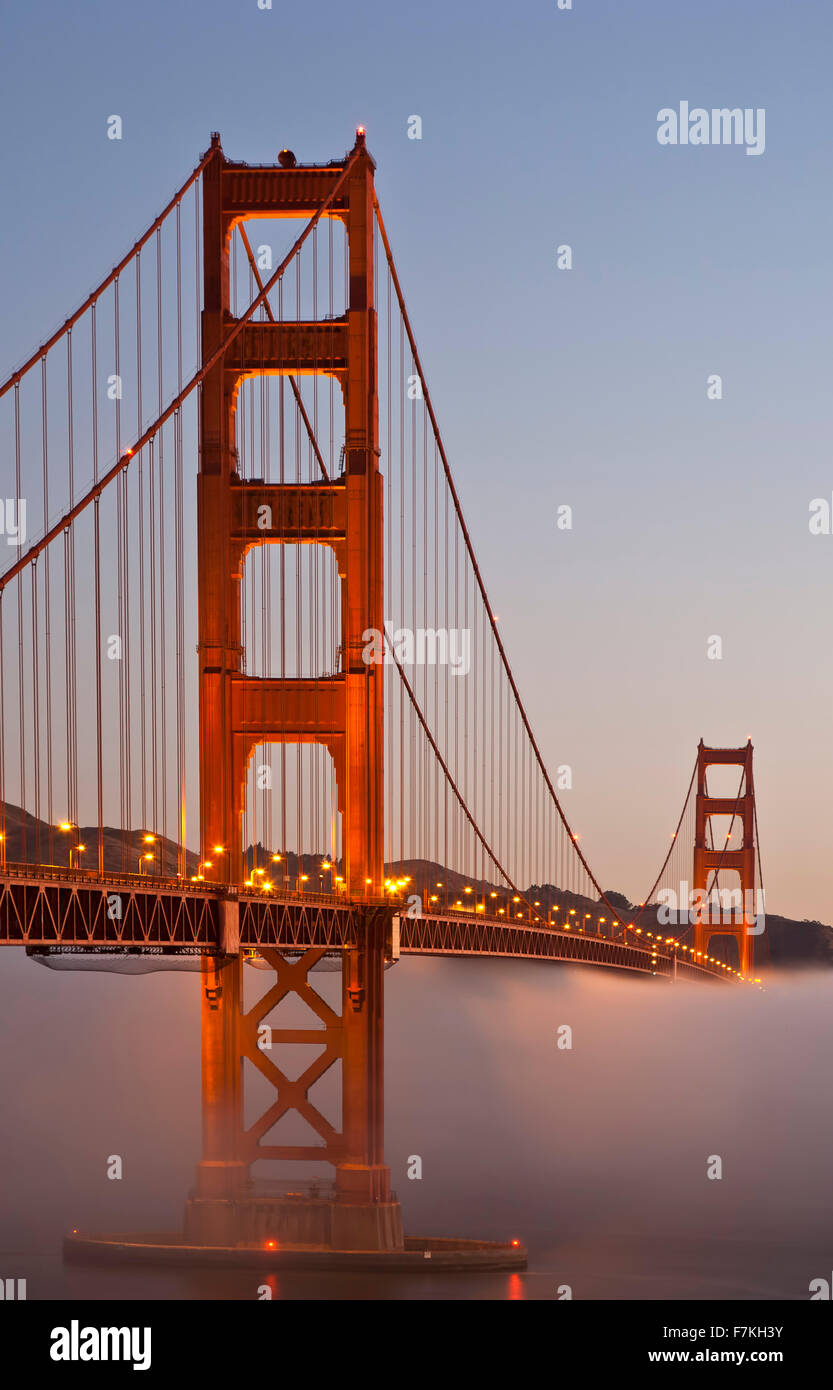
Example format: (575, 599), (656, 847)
(0, 801), (195, 878)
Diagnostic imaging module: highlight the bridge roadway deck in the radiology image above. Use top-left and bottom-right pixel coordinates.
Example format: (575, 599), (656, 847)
(0, 864), (730, 983)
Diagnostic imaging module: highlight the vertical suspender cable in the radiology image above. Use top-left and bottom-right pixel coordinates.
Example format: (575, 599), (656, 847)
(41, 359), (54, 865)
(137, 252), (147, 840)
(176, 199), (186, 877)
(114, 277), (126, 868)
(14, 385), (26, 860)
(116, 274), (133, 862)
(157, 228), (167, 854)
(0, 599), (5, 863)
(91, 304), (104, 873)
(31, 560), (40, 862)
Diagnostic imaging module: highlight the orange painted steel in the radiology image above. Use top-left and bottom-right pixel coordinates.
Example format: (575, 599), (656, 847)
(194, 132), (391, 1227)
(0, 866), (739, 985)
(692, 739), (756, 977)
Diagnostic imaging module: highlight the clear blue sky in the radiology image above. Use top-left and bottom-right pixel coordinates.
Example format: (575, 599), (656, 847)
(1, 0), (831, 917)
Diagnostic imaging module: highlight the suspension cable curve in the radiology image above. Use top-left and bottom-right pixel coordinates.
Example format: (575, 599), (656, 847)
(374, 192), (692, 928)
(0, 144), (219, 400)
(0, 149), (359, 592)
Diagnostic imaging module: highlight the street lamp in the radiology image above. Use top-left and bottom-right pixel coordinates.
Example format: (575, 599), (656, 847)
(140, 833), (157, 876)
(58, 821), (80, 869)
(270, 852), (287, 890)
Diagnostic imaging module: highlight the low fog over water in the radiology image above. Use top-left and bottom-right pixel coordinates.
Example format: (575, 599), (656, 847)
(1, 952), (831, 1299)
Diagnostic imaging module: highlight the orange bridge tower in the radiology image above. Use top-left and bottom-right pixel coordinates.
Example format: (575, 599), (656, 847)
(187, 131), (398, 1250)
(692, 739), (757, 978)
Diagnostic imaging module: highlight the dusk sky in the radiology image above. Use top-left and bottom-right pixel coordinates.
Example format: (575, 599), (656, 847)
(1, 0), (831, 918)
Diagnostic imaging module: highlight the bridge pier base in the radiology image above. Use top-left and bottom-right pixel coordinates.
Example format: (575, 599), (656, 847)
(185, 924), (404, 1252)
(183, 1188), (404, 1252)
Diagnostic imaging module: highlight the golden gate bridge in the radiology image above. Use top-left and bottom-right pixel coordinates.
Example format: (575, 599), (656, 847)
(0, 131), (764, 1266)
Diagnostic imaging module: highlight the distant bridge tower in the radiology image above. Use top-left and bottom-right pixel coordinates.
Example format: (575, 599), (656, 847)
(189, 131), (397, 1249)
(692, 740), (756, 977)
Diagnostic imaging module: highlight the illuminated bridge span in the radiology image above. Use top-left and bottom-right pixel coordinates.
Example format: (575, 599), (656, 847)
(0, 133), (764, 1254)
